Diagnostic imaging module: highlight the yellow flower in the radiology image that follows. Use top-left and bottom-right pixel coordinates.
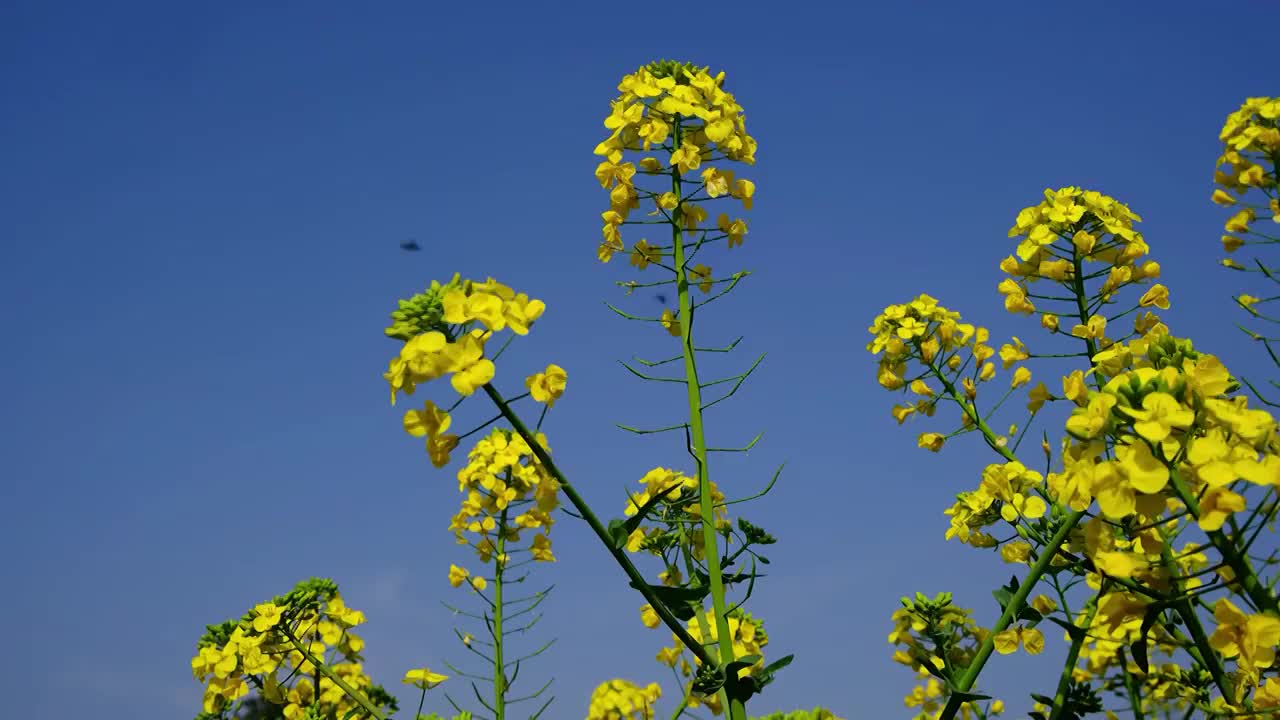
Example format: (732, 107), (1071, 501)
(1119, 392), (1193, 443)
(731, 178), (755, 209)
(689, 264), (714, 293)
(918, 433), (945, 452)
(630, 239), (662, 270)
(1209, 598), (1280, 671)
(999, 338), (1029, 369)
(701, 167), (730, 197)
(251, 602), (284, 632)
(1093, 551), (1149, 579)
(993, 626), (1043, 655)
(1138, 284), (1170, 309)
(671, 144), (702, 174)
(403, 667), (448, 690)
(448, 564), (470, 588)
(1071, 315), (1107, 341)
(1000, 541), (1032, 564)
(660, 308), (681, 336)
(1225, 208), (1255, 234)
(1027, 382), (1051, 412)
(979, 362), (996, 381)
(639, 605), (660, 629)
(1066, 393), (1116, 439)
(718, 213), (748, 248)
(1199, 487), (1246, 531)
(1011, 366), (1032, 389)
(325, 595), (366, 627)
(526, 364), (568, 407)
(404, 399), (451, 436)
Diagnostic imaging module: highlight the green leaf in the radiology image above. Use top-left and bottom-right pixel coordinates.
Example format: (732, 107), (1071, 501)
(948, 690), (991, 703)
(628, 582), (709, 620)
(1015, 606), (1044, 626)
(1044, 615), (1087, 642)
(991, 575), (1021, 613)
(1132, 601), (1172, 675)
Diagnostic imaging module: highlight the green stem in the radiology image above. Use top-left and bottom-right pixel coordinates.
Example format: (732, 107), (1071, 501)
(1047, 598), (1097, 720)
(282, 629), (388, 720)
(1167, 467), (1278, 615)
(1116, 648), (1145, 720)
(670, 116), (744, 720)
(938, 508), (1085, 720)
(480, 383), (717, 670)
(493, 504), (509, 720)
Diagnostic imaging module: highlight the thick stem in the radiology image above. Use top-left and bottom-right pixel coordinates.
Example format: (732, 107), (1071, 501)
(670, 116), (744, 720)
(282, 629), (388, 720)
(480, 383), (717, 670)
(1047, 598), (1097, 720)
(939, 508), (1085, 720)
(493, 504), (509, 720)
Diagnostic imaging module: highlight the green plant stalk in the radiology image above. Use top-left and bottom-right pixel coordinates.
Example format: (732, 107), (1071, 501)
(480, 383), (718, 671)
(1116, 648), (1146, 720)
(493, 505), (509, 720)
(282, 629), (388, 720)
(1167, 467), (1278, 615)
(667, 694), (690, 720)
(670, 116), (744, 720)
(938, 507), (1085, 720)
(1046, 598), (1097, 720)
(676, 518), (734, 714)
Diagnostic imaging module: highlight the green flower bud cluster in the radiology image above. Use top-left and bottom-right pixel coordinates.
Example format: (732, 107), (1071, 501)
(195, 577), (339, 648)
(644, 58), (713, 83)
(1111, 371), (1187, 412)
(384, 274), (462, 342)
(1145, 335), (1201, 370)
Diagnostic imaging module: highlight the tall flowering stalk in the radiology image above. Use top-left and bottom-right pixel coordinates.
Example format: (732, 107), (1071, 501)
(192, 61), (845, 720)
(436, 427), (560, 720)
(871, 175), (1280, 717)
(592, 60), (781, 720)
(189, 579), (409, 720)
(1214, 97), (1280, 406)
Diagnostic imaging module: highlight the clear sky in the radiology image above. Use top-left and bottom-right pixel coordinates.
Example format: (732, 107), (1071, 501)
(4, 2), (1279, 718)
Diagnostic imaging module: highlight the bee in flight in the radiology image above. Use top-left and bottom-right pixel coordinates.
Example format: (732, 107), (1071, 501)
(400, 239), (421, 252)
(654, 293), (668, 305)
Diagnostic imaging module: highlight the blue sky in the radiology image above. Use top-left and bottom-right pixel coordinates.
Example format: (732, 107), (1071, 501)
(4, 2), (1279, 718)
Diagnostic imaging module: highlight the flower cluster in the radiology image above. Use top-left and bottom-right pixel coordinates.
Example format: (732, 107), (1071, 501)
(1051, 334), (1276, 529)
(446, 428), (560, 588)
(593, 60), (756, 269)
(190, 580), (399, 719)
(868, 294), (1032, 450)
(1214, 98), (1280, 252)
(942, 461), (1046, 549)
(1002, 187), (1164, 337)
(1213, 98), (1280, 335)
(586, 678), (663, 720)
(647, 609), (768, 715)
(621, 466), (729, 560)
(383, 277), (546, 404)
(889, 592), (1005, 720)
(871, 174), (1280, 716)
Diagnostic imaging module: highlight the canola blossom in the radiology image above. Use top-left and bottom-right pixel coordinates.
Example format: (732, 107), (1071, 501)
(185, 63), (1280, 720)
(869, 171), (1280, 718)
